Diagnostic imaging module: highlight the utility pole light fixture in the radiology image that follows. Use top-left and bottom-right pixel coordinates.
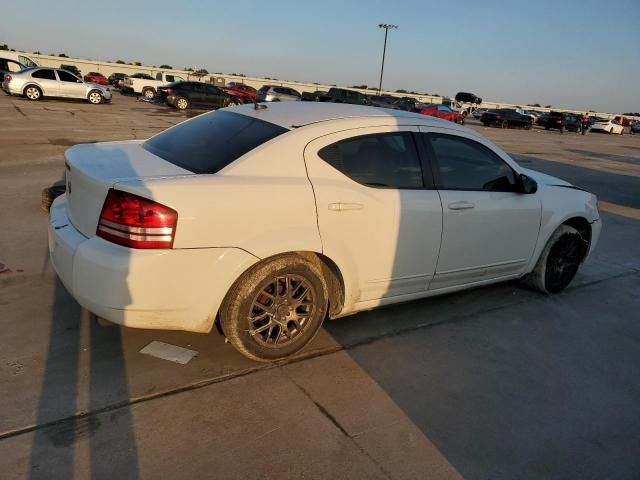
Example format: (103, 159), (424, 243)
(377, 23), (398, 94)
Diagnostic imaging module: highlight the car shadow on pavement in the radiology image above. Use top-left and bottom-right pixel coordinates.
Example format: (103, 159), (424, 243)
(28, 278), (139, 479)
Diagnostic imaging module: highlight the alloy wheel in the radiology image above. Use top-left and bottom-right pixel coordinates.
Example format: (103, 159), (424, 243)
(89, 92), (102, 104)
(248, 274), (316, 347)
(545, 233), (584, 293)
(176, 98), (188, 110)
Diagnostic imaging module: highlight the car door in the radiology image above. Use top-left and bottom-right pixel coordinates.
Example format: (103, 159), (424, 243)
(56, 69), (85, 98)
(30, 69), (60, 96)
(419, 128), (541, 290)
(205, 85), (225, 108)
(304, 126), (443, 303)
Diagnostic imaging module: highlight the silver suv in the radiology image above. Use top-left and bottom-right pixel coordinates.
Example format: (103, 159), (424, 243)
(256, 85), (301, 102)
(2, 67), (112, 104)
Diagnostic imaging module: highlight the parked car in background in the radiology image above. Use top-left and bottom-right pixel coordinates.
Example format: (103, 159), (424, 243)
(0, 57), (25, 82)
(631, 121), (640, 134)
(544, 112), (581, 133)
(590, 118), (624, 135)
(83, 72), (109, 85)
(419, 104), (465, 124)
(1, 51), (39, 69)
(2, 67), (111, 104)
(301, 90), (329, 101)
(224, 83), (257, 103)
(536, 113), (550, 126)
(256, 85), (302, 102)
(392, 97), (427, 112)
(313, 88), (371, 105)
(108, 72), (127, 88)
(481, 109), (533, 129)
(48, 103), (601, 361)
(368, 95), (400, 109)
(473, 108), (487, 119)
(122, 71), (186, 99)
(455, 91), (482, 104)
(60, 64), (82, 77)
(158, 81), (241, 110)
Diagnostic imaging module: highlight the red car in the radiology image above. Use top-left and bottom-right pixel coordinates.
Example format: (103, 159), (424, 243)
(83, 72), (109, 85)
(223, 83), (257, 103)
(419, 104), (465, 125)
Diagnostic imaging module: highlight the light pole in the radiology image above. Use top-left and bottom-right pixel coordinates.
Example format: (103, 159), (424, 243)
(378, 23), (398, 94)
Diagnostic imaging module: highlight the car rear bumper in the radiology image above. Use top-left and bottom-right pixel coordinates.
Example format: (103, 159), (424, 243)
(48, 196), (258, 333)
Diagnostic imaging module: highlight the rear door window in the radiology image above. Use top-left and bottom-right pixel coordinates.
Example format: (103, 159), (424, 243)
(318, 132), (423, 189)
(143, 111), (288, 174)
(32, 69), (56, 80)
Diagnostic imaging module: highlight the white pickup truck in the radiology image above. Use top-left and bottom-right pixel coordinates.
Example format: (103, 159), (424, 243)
(122, 71), (186, 99)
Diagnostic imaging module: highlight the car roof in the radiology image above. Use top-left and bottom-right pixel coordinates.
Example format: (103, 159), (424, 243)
(232, 102), (462, 129)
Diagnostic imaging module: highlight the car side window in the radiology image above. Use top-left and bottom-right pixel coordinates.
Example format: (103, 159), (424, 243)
(427, 133), (517, 192)
(318, 132), (424, 189)
(32, 69), (56, 80)
(166, 75), (175, 83)
(207, 86), (222, 95)
(57, 70), (79, 82)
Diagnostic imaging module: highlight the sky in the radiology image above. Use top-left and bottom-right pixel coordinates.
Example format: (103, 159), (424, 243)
(1, 0), (639, 112)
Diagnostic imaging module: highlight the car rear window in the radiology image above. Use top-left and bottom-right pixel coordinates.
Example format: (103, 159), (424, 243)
(143, 111), (288, 174)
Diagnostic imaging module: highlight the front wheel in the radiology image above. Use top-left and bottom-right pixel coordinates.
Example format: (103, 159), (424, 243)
(219, 254), (328, 362)
(525, 225), (587, 294)
(87, 90), (104, 104)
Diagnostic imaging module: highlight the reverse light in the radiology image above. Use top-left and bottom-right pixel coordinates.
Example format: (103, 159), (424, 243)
(97, 189), (177, 249)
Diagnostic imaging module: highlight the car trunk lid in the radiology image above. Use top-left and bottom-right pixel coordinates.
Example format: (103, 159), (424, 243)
(64, 141), (192, 238)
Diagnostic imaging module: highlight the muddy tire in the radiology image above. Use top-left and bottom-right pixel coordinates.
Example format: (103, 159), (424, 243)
(219, 254), (328, 362)
(525, 225), (588, 294)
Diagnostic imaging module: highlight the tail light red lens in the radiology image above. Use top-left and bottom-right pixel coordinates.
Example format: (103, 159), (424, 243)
(97, 189), (177, 249)
(5, 75), (12, 82)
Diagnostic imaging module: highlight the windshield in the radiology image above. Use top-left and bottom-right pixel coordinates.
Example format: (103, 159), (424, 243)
(143, 111), (288, 174)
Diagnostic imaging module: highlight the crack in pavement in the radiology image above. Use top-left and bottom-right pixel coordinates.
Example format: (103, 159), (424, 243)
(0, 269), (638, 443)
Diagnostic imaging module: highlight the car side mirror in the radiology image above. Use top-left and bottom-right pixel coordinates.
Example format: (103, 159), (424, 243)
(518, 173), (537, 194)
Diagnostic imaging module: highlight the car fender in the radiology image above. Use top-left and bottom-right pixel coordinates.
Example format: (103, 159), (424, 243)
(525, 185), (599, 272)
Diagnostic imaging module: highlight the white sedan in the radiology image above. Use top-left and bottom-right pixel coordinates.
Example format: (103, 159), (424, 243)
(49, 103), (601, 361)
(590, 118), (624, 135)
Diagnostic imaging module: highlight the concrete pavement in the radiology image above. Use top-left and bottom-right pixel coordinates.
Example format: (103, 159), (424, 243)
(1, 93), (639, 479)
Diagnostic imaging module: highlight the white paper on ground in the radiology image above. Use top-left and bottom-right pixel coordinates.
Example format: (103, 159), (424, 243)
(140, 341), (198, 365)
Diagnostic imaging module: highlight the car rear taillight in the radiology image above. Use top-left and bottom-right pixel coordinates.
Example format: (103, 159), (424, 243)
(97, 189), (177, 249)
(5, 75), (11, 82)
(161, 88), (172, 93)
(495, 115), (502, 120)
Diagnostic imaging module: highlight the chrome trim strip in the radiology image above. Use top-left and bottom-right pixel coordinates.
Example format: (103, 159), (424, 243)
(97, 225), (172, 242)
(99, 219), (173, 235)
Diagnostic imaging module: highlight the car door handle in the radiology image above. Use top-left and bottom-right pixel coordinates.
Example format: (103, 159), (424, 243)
(448, 201), (475, 210)
(328, 202), (364, 211)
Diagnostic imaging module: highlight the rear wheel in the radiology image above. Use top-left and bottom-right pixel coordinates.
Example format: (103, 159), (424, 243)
(219, 254), (328, 362)
(24, 85), (42, 101)
(142, 87), (155, 99)
(175, 97), (190, 110)
(525, 225), (587, 294)
(501, 120), (508, 129)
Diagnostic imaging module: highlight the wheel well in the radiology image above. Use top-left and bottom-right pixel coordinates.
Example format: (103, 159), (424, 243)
(562, 217), (592, 258)
(214, 251), (345, 336)
(297, 252), (345, 319)
(23, 84), (41, 94)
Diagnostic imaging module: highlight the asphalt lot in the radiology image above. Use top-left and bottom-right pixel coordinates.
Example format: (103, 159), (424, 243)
(1, 92), (639, 480)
